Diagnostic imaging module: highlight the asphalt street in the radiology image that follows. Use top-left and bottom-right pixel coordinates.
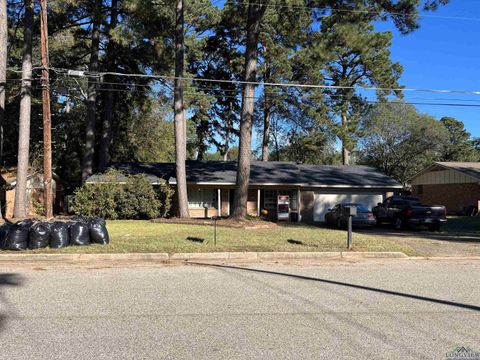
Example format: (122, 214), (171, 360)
(0, 259), (478, 360)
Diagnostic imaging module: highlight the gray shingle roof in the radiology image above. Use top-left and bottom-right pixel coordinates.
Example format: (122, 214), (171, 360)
(86, 161), (402, 188)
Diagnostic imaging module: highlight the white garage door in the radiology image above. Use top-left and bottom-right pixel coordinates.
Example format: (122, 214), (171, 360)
(314, 192), (384, 222)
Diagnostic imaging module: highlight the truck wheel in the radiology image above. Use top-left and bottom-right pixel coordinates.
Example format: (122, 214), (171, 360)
(337, 219), (342, 229)
(428, 224), (441, 232)
(394, 218), (403, 231)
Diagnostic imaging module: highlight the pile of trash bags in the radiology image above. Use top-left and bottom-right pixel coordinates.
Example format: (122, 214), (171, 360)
(0, 217), (109, 251)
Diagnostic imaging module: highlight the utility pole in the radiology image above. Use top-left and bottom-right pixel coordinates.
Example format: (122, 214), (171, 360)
(40, 0), (52, 218)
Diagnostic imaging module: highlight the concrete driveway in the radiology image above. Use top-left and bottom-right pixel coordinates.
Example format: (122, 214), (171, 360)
(358, 226), (480, 257)
(0, 259), (478, 359)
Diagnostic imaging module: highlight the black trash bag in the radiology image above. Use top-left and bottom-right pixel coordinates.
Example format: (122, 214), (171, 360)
(69, 222), (90, 245)
(89, 218), (109, 245)
(28, 222), (51, 249)
(16, 219), (34, 228)
(72, 216), (89, 224)
(4, 222), (31, 251)
(0, 224), (12, 250)
(91, 217), (106, 226)
(50, 222), (70, 248)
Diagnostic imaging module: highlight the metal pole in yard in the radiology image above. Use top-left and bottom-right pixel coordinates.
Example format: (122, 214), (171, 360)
(214, 216), (217, 246)
(347, 215), (353, 250)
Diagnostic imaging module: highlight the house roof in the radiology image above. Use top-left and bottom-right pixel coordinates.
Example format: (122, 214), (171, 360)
(86, 161), (402, 189)
(1, 168), (61, 187)
(411, 162), (480, 182)
(86, 162), (173, 184)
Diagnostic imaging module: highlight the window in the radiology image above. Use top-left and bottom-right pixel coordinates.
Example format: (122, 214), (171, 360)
(264, 190), (277, 211)
(263, 190), (298, 211)
(188, 188), (217, 208)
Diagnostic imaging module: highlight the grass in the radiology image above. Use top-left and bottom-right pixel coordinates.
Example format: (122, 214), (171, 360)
(13, 220), (419, 255)
(443, 216), (480, 234)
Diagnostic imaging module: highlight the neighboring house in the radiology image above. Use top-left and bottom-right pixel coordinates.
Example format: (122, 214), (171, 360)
(0, 168), (64, 218)
(86, 161), (402, 223)
(410, 162), (480, 215)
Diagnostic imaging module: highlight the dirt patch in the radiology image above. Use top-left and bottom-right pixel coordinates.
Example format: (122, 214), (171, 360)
(151, 217), (278, 229)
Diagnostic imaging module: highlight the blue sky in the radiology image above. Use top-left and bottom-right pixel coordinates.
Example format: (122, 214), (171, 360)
(376, 0), (480, 137)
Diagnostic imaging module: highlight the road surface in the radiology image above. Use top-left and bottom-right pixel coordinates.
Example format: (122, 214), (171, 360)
(0, 259), (478, 359)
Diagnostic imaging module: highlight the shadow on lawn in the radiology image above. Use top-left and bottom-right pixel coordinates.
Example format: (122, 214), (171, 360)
(186, 236), (205, 244)
(190, 263), (480, 312)
(287, 239), (318, 248)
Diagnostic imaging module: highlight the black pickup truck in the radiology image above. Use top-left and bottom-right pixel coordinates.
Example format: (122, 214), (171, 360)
(372, 196), (447, 231)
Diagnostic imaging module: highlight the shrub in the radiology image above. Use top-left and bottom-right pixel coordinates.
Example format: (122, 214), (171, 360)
(73, 170), (173, 219)
(118, 174), (161, 219)
(73, 182), (119, 219)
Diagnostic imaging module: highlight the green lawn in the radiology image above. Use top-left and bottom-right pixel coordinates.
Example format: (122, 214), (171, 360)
(18, 220), (418, 255)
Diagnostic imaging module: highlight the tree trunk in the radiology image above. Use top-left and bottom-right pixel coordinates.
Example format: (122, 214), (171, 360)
(81, 0), (101, 182)
(174, 0), (189, 218)
(98, 0), (118, 170)
(261, 91), (271, 161)
(40, 0), (53, 218)
(231, 1), (267, 219)
(13, 0), (33, 219)
(222, 127), (230, 161)
(261, 52), (270, 162)
(341, 112), (349, 165)
(0, 0), (7, 218)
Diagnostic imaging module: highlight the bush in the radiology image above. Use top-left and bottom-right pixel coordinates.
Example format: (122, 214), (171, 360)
(73, 170), (173, 219)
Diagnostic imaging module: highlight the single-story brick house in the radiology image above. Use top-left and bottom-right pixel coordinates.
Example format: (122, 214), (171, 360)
(86, 161), (402, 223)
(410, 162), (480, 215)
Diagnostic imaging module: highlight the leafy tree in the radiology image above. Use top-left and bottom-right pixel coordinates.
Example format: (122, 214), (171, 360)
(360, 102), (449, 185)
(81, 0), (102, 182)
(439, 116), (477, 162)
(310, 20), (402, 165)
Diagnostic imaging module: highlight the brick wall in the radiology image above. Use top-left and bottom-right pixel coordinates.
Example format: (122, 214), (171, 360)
(247, 189), (258, 216)
(188, 208), (218, 218)
(412, 183), (480, 213)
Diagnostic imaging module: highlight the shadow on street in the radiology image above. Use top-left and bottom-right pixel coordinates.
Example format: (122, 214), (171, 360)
(0, 273), (24, 334)
(190, 262), (480, 312)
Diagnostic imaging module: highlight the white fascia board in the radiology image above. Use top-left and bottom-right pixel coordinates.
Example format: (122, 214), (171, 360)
(168, 181), (403, 189)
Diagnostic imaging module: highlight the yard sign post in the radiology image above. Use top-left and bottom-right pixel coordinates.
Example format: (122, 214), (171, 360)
(347, 216), (352, 250)
(213, 216), (217, 246)
(345, 206), (356, 250)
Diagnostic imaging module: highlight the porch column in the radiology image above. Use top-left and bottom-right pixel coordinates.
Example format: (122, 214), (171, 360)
(297, 189), (301, 222)
(257, 189), (261, 216)
(217, 188), (221, 217)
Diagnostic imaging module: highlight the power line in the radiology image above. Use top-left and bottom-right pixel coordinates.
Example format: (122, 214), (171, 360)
(46, 74), (480, 108)
(47, 67), (480, 96)
(222, 2), (480, 22)
(50, 73), (480, 103)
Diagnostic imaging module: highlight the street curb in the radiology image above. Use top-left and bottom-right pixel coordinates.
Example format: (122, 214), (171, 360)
(0, 253), (170, 262)
(340, 251), (408, 259)
(0, 251), (415, 263)
(257, 252), (341, 260)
